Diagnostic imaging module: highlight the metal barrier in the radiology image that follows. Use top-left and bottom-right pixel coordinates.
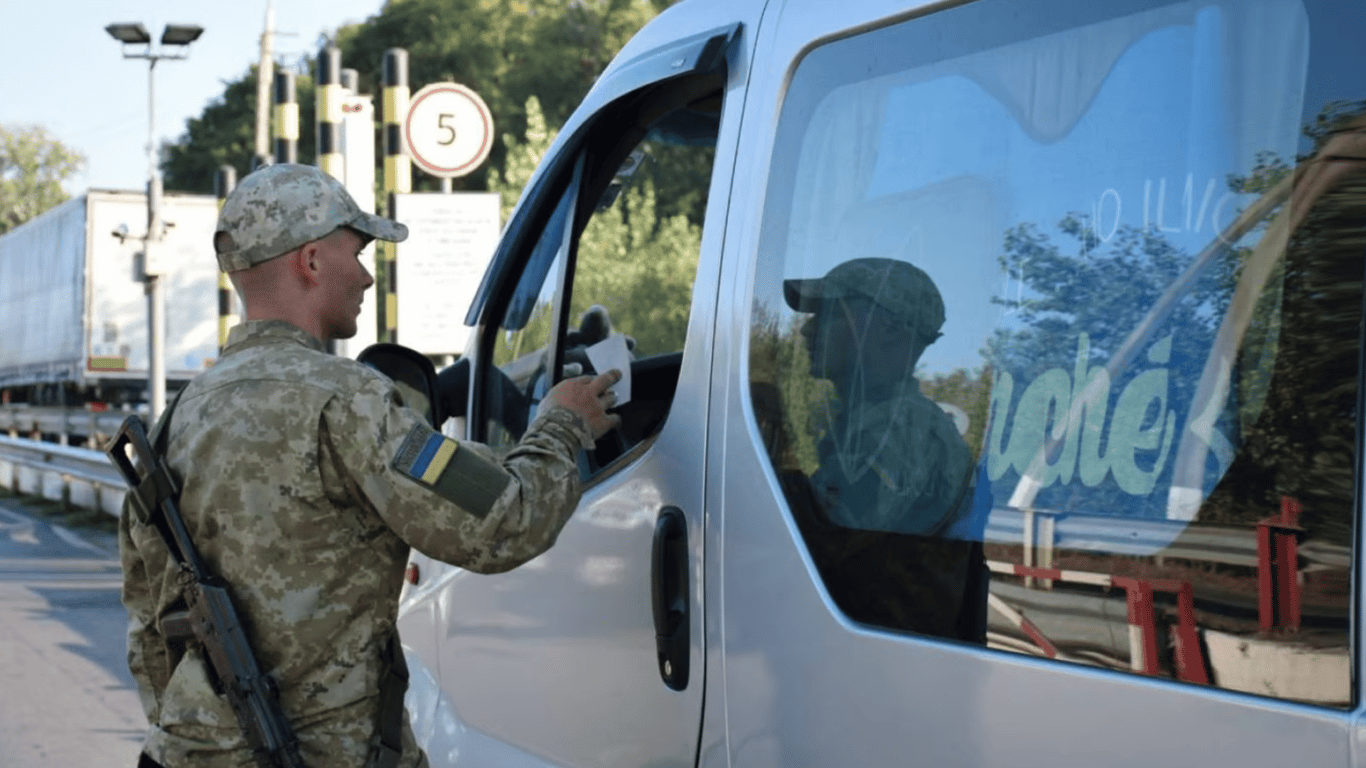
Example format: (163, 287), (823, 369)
(987, 560), (1210, 682)
(0, 434), (126, 517)
(984, 506), (1349, 576)
(0, 404), (133, 446)
(984, 495), (1344, 680)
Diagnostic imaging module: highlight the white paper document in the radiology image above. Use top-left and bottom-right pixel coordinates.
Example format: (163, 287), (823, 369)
(585, 334), (632, 406)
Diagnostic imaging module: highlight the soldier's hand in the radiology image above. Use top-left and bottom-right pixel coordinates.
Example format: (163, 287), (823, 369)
(542, 370), (623, 439)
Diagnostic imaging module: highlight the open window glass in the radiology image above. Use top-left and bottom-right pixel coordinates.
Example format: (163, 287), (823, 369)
(478, 75), (722, 476)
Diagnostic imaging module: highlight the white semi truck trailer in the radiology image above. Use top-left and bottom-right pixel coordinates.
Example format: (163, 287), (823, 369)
(0, 189), (224, 407)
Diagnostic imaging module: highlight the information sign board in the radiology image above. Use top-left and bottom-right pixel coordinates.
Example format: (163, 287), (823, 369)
(393, 192), (501, 354)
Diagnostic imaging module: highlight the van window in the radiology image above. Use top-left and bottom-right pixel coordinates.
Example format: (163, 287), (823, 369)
(749, 0), (1362, 706)
(482, 80), (719, 472)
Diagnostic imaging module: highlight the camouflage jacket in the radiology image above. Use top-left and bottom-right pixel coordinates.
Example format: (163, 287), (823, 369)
(810, 385), (974, 535)
(119, 320), (594, 767)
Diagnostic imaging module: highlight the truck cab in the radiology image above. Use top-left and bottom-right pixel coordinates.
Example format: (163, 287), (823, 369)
(398, 1), (1366, 766)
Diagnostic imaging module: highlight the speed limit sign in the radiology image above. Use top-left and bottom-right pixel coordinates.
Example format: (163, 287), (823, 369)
(402, 82), (494, 178)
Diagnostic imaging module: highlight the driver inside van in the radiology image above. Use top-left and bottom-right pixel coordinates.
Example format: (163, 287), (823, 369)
(784, 257), (974, 535)
(780, 257), (988, 640)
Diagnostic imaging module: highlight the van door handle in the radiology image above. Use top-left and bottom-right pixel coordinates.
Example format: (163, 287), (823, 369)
(651, 506), (689, 690)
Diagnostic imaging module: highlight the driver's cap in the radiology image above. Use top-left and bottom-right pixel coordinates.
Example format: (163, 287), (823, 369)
(783, 258), (945, 335)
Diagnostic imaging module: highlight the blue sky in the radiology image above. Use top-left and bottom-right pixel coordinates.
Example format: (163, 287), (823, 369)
(2, 0), (388, 193)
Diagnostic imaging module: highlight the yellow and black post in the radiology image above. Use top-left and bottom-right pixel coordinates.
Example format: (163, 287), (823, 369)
(379, 47), (411, 343)
(272, 70), (298, 164)
(316, 47), (344, 182)
(214, 165), (239, 353)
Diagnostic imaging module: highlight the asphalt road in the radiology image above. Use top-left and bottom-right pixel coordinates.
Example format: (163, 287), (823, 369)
(0, 494), (146, 767)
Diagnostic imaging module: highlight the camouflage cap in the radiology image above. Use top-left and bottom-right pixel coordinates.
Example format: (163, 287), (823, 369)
(214, 164), (408, 272)
(783, 257), (945, 335)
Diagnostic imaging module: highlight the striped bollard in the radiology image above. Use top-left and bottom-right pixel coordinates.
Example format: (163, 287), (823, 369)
(379, 48), (411, 343)
(273, 70), (298, 164)
(317, 47), (344, 181)
(214, 165), (239, 353)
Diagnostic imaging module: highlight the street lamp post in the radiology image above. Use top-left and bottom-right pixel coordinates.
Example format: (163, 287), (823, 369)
(105, 22), (203, 425)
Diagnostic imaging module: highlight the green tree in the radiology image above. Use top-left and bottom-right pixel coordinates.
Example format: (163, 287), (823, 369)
(983, 213), (1237, 519)
(0, 124), (85, 234)
(162, 0), (674, 194)
(748, 311), (838, 476)
(488, 95), (703, 358)
(571, 176), (701, 356)
(985, 214), (1230, 390)
(488, 94), (554, 220)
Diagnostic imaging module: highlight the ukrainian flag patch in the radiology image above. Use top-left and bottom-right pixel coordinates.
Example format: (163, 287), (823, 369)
(392, 423), (512, 519)
(394, 425), (458, 486)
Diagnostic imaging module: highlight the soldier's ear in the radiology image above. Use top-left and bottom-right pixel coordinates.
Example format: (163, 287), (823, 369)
(286, 245), (320, 287)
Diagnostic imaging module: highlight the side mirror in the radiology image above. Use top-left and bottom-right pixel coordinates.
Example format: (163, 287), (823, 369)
(358, 343), (443, 427)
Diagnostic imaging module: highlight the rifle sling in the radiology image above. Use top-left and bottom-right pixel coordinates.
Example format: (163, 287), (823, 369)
(138, 389), (189, 565)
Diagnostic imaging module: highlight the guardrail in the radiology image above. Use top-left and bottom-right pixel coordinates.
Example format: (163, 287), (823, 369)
(0, 434), (126, 517)
(984, 506), (1350, 578)
(1, 404), (136, 445)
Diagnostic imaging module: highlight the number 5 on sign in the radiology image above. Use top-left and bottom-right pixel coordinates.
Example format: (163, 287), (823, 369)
(437, 114), (456, 145)
(403, 83), (494, 178)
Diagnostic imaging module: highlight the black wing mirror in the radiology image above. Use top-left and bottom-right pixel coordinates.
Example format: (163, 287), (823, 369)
(358, 343), (444, 427)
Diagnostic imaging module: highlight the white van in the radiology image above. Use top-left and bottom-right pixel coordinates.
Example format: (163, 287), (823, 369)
(396, 0), (1365, 765)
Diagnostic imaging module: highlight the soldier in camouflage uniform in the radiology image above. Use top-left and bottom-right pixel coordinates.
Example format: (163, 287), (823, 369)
(120, 164), (622, 768)
(783, 257), (987, 640)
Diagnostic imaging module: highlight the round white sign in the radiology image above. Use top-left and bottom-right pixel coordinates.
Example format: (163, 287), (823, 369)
(403, 83), (494, 178)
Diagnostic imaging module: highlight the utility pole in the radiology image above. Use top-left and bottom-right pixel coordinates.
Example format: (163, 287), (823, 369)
(254, 0), (275, 169)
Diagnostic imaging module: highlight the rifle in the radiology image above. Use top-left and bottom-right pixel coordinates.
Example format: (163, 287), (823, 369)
(108, 414), (306, 768)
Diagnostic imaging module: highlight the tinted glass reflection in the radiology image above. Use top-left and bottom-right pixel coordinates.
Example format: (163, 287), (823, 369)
(750, 0), (1361, 707)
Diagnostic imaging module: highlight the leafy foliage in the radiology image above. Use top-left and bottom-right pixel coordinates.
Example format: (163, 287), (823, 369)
(982, 210), (1244, 517)
(749, 310), (838, 476)
(489, 95), (704, 359)
(985, 213), (1232, 391)
(0, 124), (85, 234)
(573, 176), (701, 356)
(488, 95), (554, 220)
(163, 0), (674, 194)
